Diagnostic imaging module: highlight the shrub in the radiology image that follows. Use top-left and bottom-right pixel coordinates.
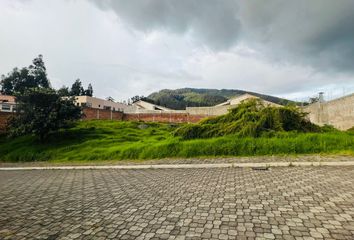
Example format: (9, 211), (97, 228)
(174, 99), (321, 139)
(347, 126), (354, 132)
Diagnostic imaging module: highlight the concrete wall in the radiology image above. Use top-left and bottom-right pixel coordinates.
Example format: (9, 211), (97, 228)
(303, 93), (354, 130)
(186, 105), (231, 116)
(187, 97), (281, 116)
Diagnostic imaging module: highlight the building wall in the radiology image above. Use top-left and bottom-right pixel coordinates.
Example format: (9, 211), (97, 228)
(125, 108), (186, 114)
(303, 93), (354, 130)
(186, 96), (281, 116)
(0, 112), (12, 133)
(132, 100), (172, 111)
(229, 94), (258, 105)
(82, 108), (124, 120)
(123, 113), (207, 123)
(186, 105), (231, 116)
(82, 108), (207, 123)
(75, 96), (129, 111)
(0, 102), (16, 112)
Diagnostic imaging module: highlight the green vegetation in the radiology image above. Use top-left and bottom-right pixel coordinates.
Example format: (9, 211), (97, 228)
(8, 88), (82, 141)
(1, 120), (354, 162)
(146, 88), (299, 110)
(58, 79), (93, 97)
(1, 55), (82, 141)
(1, 55), (50, 95)
(174, 99), (320, 139)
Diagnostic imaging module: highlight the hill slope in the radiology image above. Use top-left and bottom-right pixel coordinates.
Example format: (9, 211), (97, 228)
(147, 88), (296, 110)
(0, 120), (353, 162)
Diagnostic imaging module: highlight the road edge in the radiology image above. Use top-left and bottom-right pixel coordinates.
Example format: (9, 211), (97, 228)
(1, 161), (354, 170)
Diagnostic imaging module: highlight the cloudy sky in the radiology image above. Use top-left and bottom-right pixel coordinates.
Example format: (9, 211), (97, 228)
(1, 0), (354, 102)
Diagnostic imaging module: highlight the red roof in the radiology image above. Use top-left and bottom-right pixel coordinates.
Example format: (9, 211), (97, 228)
(0, 95), (16, 103)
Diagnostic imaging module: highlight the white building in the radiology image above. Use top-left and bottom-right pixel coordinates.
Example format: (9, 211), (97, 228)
(74, 96), (133, 112)
(132, 100), (172, 111)
(216, 93), (280, 107)
(0, 95), (16, 112)
(186, 94), (281, 116)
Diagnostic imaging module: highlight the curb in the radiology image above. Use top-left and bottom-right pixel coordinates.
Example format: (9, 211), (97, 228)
(1, 161), (354, 170)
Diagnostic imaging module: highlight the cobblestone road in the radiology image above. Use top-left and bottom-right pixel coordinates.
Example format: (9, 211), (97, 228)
(1, 167), (354, 239)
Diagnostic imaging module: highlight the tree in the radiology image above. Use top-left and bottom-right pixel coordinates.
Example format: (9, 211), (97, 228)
(130, 95), (140, 103)
(0, 72), (14, 95)
(70, 79), (84, 96)
(0, 55), (50, 95)
(131, 95), (146, 103)
(29, 54), (50, 89)
(106, 96), (115, 102)
(57, 86), (70, 97)
(84, 83), (93, 97)
(8, 88), (82, 141)
(309, 97), (319, 104)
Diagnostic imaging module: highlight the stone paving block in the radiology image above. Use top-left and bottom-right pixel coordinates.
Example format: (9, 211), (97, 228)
(0, 167), (354, 239)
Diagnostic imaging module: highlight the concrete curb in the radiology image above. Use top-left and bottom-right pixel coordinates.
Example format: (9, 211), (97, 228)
(1, 161), (354, 170)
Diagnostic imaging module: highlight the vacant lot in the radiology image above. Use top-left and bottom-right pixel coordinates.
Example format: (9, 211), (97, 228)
(1, 120), (354, 162)
(1, 166), (354, 239)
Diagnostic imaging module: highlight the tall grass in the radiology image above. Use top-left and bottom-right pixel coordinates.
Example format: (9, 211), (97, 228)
(0, 120), (353, 162)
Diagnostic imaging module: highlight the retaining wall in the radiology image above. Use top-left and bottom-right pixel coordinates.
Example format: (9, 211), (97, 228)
(303, 93), (354, 130)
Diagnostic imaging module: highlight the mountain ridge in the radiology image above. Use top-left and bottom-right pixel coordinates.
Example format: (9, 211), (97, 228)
(146, 88), (296, 110)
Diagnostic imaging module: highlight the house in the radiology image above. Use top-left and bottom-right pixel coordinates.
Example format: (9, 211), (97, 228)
(216, 93), (280, 107)
(132, 100), (172, 111)
(186, 93), (281, 116)
(74, 96), (131, 112)
(0, 95), (16, 112)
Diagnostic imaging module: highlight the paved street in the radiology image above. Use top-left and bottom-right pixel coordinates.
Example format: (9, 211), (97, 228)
(0, 167), (354, 240)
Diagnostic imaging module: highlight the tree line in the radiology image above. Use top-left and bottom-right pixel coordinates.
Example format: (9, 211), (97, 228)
(0, 55), (93, 141)
(1, 57), (94, 97)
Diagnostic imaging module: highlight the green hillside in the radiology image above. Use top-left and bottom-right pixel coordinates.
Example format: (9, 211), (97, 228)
(1, 120), (354, 162)
(146, 88), (297, 110)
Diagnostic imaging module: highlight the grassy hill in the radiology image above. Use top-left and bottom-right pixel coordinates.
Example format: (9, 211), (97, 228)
(0, 120), (353, 162)
(146, 88), (297, 110)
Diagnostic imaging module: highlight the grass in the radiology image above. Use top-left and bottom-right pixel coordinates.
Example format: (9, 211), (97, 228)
(0, 120), (354, 162)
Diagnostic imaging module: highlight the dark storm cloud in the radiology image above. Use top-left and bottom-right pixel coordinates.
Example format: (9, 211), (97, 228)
(91, 0), (241, 50)
(239, 0), (354, 72)
(91, 0), (354, 72)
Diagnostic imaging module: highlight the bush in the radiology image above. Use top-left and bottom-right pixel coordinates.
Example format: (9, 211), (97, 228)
(347, 126), (354, 132)
(174, 99), (321, 139)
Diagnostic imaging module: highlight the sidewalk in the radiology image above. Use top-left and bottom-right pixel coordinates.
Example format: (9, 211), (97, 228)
(1, 160), (354, 170)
